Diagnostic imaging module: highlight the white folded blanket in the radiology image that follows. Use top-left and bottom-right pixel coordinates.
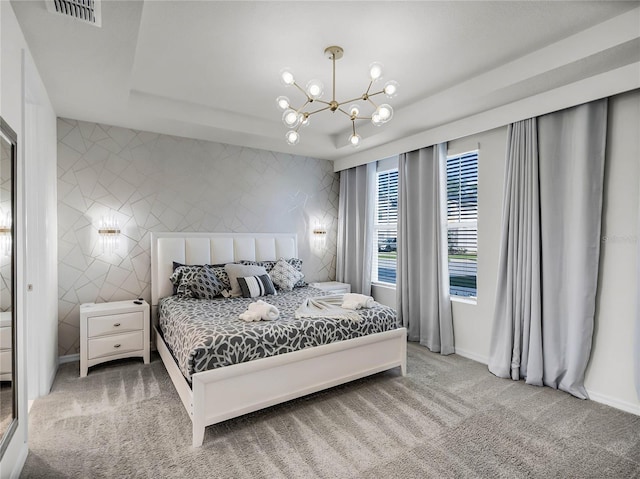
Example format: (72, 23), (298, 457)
(248, 299), (280, 320)
(341, 293), (375, 310)
(295, 295), (362, 322)
(238, 311), (261, 322)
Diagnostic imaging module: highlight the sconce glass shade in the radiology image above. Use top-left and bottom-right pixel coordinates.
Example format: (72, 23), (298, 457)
(0, 210), (11, 257)
(99, 216), (120, 254)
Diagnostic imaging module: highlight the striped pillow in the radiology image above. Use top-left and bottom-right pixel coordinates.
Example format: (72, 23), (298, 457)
(237, 274), (277, 298)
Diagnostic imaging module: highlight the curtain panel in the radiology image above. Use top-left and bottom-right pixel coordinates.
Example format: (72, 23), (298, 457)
(489, 99), (608, 399)
(397, 144), (454, 354)
(336, 162), (376, 295)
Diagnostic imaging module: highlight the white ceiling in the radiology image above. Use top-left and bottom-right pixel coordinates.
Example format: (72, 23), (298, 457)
(10, 1), (640, 163)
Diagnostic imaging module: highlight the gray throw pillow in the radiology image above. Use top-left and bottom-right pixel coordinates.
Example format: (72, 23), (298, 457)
(225, 263), (268, 297)
(189, 265), (226, 300)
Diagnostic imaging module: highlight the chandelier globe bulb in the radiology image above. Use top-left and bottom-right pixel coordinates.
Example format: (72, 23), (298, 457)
(348, 133), (362, 148)
(383, 80), (398, 98)
(369, 62), (383, 81)
(306, 79), (324, 100)
(282, 109), (301, 128)
(280, 69), (295, 86)
(276, 96), (290, 110)
(378, 104), (394, 123)
(285, 130), (300, 145)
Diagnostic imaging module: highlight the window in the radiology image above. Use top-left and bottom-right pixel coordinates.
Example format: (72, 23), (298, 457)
(446, 151), (478, 297)
(373, 167), (398, 284)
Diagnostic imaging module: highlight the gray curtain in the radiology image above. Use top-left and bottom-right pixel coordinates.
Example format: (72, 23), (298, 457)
(336, 162), (376, 295)
(488, 118), (542, 382)
(489, 99), (608, 399)
(397, 144), (454, 354)
(636, 188), (640, 400)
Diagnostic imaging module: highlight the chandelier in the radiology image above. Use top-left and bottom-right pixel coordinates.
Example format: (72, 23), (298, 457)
(276, 46), (398, 148)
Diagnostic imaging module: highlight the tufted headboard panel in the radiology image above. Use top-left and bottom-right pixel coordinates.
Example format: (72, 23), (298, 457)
(150, 232), (297, 310)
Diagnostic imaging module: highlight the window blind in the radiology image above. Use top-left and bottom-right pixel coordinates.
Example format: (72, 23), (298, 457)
(374, 168), (398, 284)
(447, 151), (478, 297)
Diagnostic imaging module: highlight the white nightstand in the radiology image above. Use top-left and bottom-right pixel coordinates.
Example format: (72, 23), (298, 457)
(80, 300), (150, 377)
(310, 281), (352, 294)
(0, 312), (12, 381)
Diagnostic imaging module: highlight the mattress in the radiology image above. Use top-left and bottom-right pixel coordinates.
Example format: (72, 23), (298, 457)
(158, 286), (400, 380)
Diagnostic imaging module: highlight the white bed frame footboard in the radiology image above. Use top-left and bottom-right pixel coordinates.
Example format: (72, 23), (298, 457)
(151, 232), (407, 447)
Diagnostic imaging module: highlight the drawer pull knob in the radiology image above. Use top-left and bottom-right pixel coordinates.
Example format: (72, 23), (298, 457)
(114, 323), (121, 327)
(114, 344), (121, 348)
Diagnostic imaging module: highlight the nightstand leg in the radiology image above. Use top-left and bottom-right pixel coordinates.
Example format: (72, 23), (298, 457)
(80, 362), (87, 378)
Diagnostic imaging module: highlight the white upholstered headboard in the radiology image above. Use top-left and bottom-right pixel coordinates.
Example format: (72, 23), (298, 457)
(150, 232), (298, 311)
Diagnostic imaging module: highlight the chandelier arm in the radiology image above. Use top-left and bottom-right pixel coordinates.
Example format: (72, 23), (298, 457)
(307, 105), (332, 116)
(295, 100), (310, 114)
(365, 80), (374, 95)
(368, 90), (386, 97)
(352, 121), (356, 136)
(340, 95), (366, 105)
(293, 82), (310, 100)
(367, 98), (379, 109)
(337, 107), (354, 118)
(314, 100), (332, 106)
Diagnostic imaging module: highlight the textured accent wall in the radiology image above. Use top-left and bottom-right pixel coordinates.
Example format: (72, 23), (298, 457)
(57, 118), (339, 356)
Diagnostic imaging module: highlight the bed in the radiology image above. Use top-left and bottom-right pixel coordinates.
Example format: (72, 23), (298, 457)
(151, 232), (407, 447)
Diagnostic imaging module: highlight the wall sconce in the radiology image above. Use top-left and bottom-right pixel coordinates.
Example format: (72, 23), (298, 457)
(0, 210), (11, 257)
(312, 223), (328, 251)
(312, 225), (327, 236)
(99, 216), (120, 254)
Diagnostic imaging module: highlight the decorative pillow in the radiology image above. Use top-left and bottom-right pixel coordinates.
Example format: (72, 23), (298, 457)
(237, 274), (277, 298)
(169, 264), (202, 298)
(189, 265), (226, 300)
(242, 258), (306, 288)
(208, 264), (232, 291)
(269, 259), (304, 291)
(286, 258), (307, 288)
(224, 263), (268, 297)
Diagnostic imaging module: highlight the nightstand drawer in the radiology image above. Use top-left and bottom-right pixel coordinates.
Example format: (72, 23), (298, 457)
(88, 331), (143, 360)
(88, 311), (143, 338)
(0, 350), (11, 374)
(0, 327), (11, 349)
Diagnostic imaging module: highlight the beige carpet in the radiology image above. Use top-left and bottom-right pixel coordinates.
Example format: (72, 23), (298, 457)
(21, 344), (640, 478)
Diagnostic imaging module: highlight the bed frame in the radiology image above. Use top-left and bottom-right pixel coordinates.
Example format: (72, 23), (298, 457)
(150, 232), (407, 447)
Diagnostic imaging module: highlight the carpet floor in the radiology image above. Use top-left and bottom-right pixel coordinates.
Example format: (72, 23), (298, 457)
(21, 344), (640, 478)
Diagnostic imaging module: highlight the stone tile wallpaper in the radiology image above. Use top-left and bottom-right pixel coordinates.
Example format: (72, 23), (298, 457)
(57, 118), (339, 355)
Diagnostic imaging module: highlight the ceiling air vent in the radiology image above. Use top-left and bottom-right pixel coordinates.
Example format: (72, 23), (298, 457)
(45, 0), (102, 27)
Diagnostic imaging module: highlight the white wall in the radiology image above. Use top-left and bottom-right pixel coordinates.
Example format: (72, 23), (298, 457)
(584, 90), (639, 412)
(0, 2), (58, 476)
(447, 127), (507, 364)
(371, 91), (640, 415)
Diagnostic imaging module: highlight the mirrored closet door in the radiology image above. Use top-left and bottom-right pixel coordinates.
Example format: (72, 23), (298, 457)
(0, 117), (17, 458)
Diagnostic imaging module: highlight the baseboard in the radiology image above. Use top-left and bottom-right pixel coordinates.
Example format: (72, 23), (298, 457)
(58, 353), (79, 365)
(454, 347), (489, 365)
(586, 389), (640, 416)
(10, 443), (28, 479)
